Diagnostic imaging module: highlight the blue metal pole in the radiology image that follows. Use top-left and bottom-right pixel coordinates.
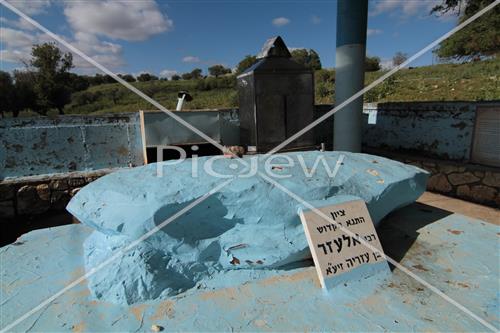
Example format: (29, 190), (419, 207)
(334, 0), (368, 152)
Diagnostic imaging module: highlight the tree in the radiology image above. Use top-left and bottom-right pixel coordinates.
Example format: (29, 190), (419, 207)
(180, 69), (203, 80)
(171, 74), (181, 81)
(103, 74), (116, 84)
(67, 73), (90, 92)
(291, 49), (322, 70)
(0, 71), (14, 117)
(30, 43), (74, 115)
(191, 68), (203, 79)
(208, 64), (231, 77)
(13, 70), (39, 116)
(365, 56), (381, 72)
(118, 74), (135, 82)
(137, 73), (158, 82)
(236, 55), (258, 74)
(431, 0), (499, 60)
(392, 52), (408, 66)
(90, 74), (103, 85)
(181, 72), (193, 80)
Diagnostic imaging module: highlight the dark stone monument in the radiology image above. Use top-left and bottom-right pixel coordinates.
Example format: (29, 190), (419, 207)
(237, 36), (315, 152)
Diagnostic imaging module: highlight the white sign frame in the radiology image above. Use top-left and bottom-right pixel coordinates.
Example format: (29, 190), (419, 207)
(299, 199), (389, 289)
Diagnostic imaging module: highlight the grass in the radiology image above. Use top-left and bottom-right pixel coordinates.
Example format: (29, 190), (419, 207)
(362, 57), (500, 103)
(65, 79), (238, 115)
(315, 56), (500, 104)
(13, 57), (500, 117)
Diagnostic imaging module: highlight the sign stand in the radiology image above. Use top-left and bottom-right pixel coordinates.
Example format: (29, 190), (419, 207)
(299, 199), (389, 289)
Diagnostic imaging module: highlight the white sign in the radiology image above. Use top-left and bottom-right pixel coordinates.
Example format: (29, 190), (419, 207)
(299, 200), (388, 289)
(368, 109), (378, 124)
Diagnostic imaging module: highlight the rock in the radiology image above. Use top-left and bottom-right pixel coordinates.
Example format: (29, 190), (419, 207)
(469, 185), (497, 203)
(68, 178), (86, 187)
(85, 176), (99, 183)
(36, 184), (51, 201)
(440, 164), (466, 175)
(473, 171), (485, 178)
(0, 183), (15, 200)
(427, 173), (452, 193)
(68, 152), (428, 304)
(448, 172), (480, 186)
(50, 191), (70, 210)
(483, 172), (500, 188)
(17, 185), (50, 215)
(50, 179), (68, 191)
(456, 185), (470, 197)
(70, 187), (81, 197)
(0, 201), (15, 219)
(425, 167), (438, 174)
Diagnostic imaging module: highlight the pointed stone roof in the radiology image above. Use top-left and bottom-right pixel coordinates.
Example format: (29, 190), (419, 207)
(257, 36), (291, 59)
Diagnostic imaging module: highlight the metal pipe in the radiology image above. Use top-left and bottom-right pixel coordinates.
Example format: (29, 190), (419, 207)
(334, 0), (368, 152)
(176, 94), (186, 111)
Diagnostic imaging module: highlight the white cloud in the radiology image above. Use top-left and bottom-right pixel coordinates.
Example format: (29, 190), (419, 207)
(72, 32), (122, 55)
(0, 26), (124, 69)
(1, 0), (174, 72)
(367, 28), (383, 36)
(75, 53), (125, 69)
(61, 0), (174, 70)
(272, 17), (290, 27)
(1, 27), (35, 48)
(68, 32), (125, 69)
(0, 27), (47, 64)
(0, 17), (37, 31)
(63, 0), (173, 41)
(0, 49), (31, 64)
(370, 0), (440, 17)
(159, 69), (178, 79)
(370, 0), (398, 16)
(311, 15), (322, 24)
(182, 56), (200, 63)
(6, 0), (52, 15)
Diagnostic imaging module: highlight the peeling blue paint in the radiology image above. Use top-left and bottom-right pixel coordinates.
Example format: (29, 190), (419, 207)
(1, 211), (498, 332)
(362, 102), (477, 160)
(0, 114), (144, 179)
(67, 152), (428, 304)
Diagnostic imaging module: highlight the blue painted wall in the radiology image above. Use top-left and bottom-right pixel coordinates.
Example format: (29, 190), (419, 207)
(1, 102), (494, 179)
(0, 114), (143, 179)
(362, 102), (478, 161)
(142, 109), (239, 146)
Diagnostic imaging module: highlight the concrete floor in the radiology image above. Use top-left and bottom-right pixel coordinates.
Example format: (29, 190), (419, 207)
(418, 191), (499, 226)
(2, 198), (499, 332)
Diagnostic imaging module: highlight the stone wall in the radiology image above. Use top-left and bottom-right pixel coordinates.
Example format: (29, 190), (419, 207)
(0, 169), (116, 220)
(418, 162), (499, 207)
(365, 149), (499, 207)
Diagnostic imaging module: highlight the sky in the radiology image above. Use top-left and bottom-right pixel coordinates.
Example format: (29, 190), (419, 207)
(0, 0), (460, 78)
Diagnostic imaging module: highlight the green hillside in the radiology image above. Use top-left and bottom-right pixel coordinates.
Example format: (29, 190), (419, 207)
(64, 57), (499, 115)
